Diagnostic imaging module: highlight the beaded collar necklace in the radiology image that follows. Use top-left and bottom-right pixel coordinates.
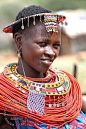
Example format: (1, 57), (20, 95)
(4, 62), (71, 114)
(1, 62), (81, 128)
(4, 62), (71, 96)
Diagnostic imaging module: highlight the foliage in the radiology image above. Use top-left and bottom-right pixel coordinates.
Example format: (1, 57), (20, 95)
(38, 0), (86, 11)
(0, 0), (86, 22)
(53, 58), (86, 94)
(0, 0), (86, 93)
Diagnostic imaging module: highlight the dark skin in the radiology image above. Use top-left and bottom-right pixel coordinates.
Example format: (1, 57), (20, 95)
(15, 22), (61, 78)
(14, 22), (86, 113)
(0, 22), (61, 128)
(0, 112), (15, 129)
(0, 22), (86, 128)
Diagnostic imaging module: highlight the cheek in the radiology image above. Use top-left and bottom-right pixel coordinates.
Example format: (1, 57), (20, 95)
(23, 45), (45, 59)
(35, 47), (45, 58)
(54, 48), (60, 58)
(21, 45), (32, 59)
(39, 48), (44, 51)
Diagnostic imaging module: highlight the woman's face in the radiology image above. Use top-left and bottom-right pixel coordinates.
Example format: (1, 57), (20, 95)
(20, 23), (61, 73)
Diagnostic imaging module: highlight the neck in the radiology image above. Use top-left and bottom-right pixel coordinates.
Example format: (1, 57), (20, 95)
(17, 59), (44, 78)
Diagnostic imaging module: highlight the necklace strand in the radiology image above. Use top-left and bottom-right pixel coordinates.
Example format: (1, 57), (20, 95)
(0, 63), (82, 128)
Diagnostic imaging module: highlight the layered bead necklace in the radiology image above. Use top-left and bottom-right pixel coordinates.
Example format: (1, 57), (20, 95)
(0, 62), (82, 128)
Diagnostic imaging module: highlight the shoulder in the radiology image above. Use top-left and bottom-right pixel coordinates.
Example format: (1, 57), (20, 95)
(49, 66), (79, 84)
(0, 62), (17, 80)
(49, 66), (74, 78)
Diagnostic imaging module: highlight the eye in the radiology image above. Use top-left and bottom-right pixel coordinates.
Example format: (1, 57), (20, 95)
(53, 43), (60, 48)
(38, 42), (46, 47)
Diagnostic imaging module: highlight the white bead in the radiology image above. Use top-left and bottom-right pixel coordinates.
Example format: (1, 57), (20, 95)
(49, 104), (52, 107)
(21, 25), (24, 29)
(53, 103), (56, 107)
(19, 88), (22, 91)
(62, 103), (64, 106)
(57, 103), (59, 107)
(65, 124), (70, 129)
(36, 86), (40, 91)
(15, 84), (18, 87)
(22, 90), (25, 93)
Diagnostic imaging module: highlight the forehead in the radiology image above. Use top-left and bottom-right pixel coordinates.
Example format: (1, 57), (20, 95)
(23, 22), (61, 40)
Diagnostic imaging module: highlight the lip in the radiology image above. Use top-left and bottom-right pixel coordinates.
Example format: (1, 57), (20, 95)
(40, 59), (53, 66)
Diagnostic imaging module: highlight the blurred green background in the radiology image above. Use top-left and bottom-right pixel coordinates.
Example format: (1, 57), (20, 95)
(0, 0), (86, 94)
(0, 0), (86, 27)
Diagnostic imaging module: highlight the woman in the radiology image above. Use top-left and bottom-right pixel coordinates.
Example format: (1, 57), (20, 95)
(0, 5), (86, 129)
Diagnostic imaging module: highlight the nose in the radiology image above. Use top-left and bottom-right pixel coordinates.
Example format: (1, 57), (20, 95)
(44, 46), (55, 57)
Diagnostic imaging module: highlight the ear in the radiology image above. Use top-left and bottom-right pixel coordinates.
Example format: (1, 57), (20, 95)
(14, 32), (23, 50)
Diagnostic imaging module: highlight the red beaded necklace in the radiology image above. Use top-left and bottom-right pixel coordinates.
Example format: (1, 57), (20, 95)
(0, 63), (82, 128)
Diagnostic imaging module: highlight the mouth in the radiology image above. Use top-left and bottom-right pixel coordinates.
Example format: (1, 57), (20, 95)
(40, 59), (54, 66)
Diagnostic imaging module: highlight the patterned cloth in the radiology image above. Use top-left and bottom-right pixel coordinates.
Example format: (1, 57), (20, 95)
(15, 111), (86, 129)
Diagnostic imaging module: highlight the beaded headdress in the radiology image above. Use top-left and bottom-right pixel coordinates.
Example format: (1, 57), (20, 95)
(3, 13), (67, 33)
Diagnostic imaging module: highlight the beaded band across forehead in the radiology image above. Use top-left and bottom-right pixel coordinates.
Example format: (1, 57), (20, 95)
(3, 13), (67, 33)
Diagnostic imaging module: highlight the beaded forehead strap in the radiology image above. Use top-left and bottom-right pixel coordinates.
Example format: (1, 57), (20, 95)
(3, 13), (67, 33)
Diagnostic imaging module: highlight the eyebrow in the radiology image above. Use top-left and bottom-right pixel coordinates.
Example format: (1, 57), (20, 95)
(55, 41), (61, 43)
(42, 39), (61, 43)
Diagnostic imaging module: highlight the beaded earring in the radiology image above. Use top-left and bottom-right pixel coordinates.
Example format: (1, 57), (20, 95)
(17, 50), (22, 60)
(18, 52), (21, 60)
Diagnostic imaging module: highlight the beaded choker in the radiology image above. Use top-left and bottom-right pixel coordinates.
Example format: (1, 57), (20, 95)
(4, 63), (71, 96)
(0, 63), (82, 128)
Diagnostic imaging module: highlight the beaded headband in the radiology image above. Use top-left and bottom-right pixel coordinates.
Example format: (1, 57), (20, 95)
(3, 13), (67, 33)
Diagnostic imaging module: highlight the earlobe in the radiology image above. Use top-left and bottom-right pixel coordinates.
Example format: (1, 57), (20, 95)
(14, 32), (23, 49)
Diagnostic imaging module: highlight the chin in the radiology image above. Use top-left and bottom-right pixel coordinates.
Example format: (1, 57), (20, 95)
(38, 66), (50, 73)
